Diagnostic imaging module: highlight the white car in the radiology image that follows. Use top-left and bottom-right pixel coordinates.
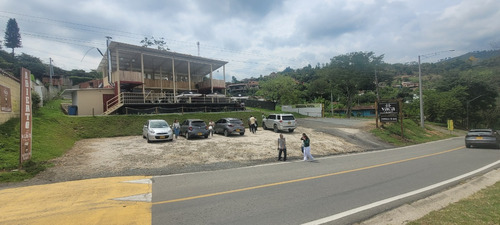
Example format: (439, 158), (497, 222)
(143, 119), (174, 143)
(262, 114), (296, 133)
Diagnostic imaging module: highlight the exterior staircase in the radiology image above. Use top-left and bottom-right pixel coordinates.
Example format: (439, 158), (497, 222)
(103, 94), (123, 115)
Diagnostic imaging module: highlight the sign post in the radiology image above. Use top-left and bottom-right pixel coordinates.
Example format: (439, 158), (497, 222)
(377, 100), (404, 139)
(19, 68), (32, 167)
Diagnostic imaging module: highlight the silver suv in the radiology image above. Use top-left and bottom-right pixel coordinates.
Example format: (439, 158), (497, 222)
(262, 114), (296, 133)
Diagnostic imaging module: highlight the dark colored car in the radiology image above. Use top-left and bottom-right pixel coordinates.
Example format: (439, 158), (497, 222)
(214, 118), (245, 136)
(180, 119), (210, 139)
(465, 129), (500, 149)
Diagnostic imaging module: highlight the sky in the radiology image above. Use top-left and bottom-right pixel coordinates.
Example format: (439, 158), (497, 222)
(1, 0), (499, 81)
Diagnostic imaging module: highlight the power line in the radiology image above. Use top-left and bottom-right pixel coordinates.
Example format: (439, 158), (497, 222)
(0, 11), (310, 75)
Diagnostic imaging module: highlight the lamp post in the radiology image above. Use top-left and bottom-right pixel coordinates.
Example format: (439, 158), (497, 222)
(417, 50), (455, 128)
(466, 95), (483, 130)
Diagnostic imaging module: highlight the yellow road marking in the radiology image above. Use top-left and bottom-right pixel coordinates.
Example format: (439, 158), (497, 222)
(0, 176), (152, 225)
(153, 147), (464, 205)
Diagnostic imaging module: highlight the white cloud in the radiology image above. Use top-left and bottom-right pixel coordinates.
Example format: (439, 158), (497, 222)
(0, 0), (499, 80)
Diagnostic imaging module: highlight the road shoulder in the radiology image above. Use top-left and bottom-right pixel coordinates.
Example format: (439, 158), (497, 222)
(356, 168), (500, 225)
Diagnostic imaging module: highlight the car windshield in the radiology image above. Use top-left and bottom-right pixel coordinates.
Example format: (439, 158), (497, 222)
(151, 121), (168, 128)
(229, 120), (242, 124)
(282, 116), (295, 120)
(191, 121), (206, 127)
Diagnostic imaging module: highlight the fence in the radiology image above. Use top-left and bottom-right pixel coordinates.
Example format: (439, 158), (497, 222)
(241, 99), (276, 111)
(123, 105), (241, 115)
(282, 104), (323, 117)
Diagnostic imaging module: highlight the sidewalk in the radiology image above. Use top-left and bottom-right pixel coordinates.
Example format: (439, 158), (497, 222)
(0, 176), (152, 225)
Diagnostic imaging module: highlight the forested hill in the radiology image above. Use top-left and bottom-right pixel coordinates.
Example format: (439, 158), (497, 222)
(453, 49), (500, 62)
(0, 49), (99, 84)
(252, 50), (499, 129)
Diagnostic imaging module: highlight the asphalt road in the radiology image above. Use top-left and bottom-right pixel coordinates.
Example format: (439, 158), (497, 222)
(151, 137), (500, 224)
(297, 117), (394, 150)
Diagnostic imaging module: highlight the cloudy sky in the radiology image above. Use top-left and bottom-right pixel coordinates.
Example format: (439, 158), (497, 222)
(1, 0), (499, 80)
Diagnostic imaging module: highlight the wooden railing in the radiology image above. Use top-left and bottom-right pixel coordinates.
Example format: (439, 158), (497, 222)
(142, 79), (196, 89)
(198, 79), (226, 89)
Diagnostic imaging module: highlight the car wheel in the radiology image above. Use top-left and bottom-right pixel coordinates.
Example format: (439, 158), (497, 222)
(289, 129), (294, 133)
(240, 132), (244, 136)
(147, 134), (152, 143)
(263, 123), (267, 130)
(185, 132), (190, 140)
(273, 124), (278, 133)
(466, 144), (471, 148)
(205, 135), (209, 138)
(224, 129), (229, 137)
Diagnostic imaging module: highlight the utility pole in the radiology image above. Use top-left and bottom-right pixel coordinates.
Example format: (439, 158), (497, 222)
(49, 58), (54, 99)
(197, 41), (200, 56)
(49, 58), (54, 87)
(417, 50), (455, 128)
(106, 36), (113, 87)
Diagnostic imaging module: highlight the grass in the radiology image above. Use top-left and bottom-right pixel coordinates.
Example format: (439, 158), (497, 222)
(0, 100), (295, 182)
(408, 181), (500, 225)
(370, 119), (455, 146)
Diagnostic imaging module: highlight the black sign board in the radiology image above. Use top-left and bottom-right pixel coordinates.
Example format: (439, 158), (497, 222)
(378, 101), (399, 123)
(378, 102), (399, 115)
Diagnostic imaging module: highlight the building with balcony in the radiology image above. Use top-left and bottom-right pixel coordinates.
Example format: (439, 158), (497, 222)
(65, 41), (240, 115)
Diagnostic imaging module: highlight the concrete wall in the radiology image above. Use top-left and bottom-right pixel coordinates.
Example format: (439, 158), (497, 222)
(282, 104), (323, 117)
(73, 89), (115, 116)
(0, 71), (20, 124)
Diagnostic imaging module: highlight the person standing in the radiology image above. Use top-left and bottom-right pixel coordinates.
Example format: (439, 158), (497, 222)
(249, 115), (256, 134)
(301, 133), (314, 161)
(172, 119), (180, 139)
(208, 120), (215, 136)
(277, 134), (287, 161)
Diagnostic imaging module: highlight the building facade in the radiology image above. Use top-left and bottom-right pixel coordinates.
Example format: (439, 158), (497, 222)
(0, 69), (20, 124)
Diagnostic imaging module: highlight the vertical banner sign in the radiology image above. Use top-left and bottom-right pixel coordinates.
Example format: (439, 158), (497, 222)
(20, 68), (32, 164)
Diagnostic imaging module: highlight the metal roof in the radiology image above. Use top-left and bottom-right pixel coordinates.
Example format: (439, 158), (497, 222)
(97, 41), (227, 77)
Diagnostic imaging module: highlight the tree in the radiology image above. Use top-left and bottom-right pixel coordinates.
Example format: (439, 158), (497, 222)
(327, 52), (384, 118)
(4, 18), (22, 57)
(231, 76), (239, 83)
(256, 75), (301, 105)
(15, 53), (46, 80)
(140, 36), (169, 51)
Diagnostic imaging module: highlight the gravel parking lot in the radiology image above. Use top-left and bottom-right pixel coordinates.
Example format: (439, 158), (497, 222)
(22, 126), (362, 185)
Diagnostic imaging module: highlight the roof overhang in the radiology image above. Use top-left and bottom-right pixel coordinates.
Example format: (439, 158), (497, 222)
(97, 41), (227, 77)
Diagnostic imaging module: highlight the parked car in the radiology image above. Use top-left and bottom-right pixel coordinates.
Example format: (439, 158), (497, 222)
(180, 119), (210, 139)
(262, 114), (296, 133)
(142, 119), (174, 143)
(465, 129), (500, 149)
(214, 118), (245, 136)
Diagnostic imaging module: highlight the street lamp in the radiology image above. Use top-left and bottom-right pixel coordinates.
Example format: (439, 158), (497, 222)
(418, 50), (455, 128)
(466, 95), (483, 130)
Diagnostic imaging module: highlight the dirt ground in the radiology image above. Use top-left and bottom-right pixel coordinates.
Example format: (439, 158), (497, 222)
(25, 126), (362, 184)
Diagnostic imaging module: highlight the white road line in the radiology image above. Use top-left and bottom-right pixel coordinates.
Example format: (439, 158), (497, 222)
(302, 160), (500, 225)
